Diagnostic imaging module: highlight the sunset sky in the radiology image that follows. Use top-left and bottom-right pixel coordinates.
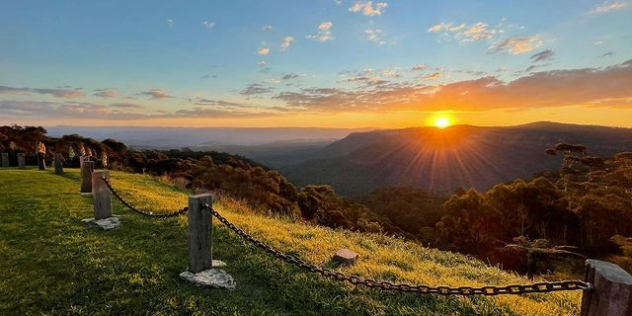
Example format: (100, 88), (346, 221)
(1, 0), (631, 128)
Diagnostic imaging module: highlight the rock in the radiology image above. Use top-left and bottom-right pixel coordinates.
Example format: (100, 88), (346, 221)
(81, 216), (121, 230)
(179, 269), (236, 290)
(212, 260), (227, 267)
(334, 248), (359, 266)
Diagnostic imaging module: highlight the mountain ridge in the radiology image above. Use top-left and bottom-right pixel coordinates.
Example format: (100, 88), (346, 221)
(281, 122), (632, 196)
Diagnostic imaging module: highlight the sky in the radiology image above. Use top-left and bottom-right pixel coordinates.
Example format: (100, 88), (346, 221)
(1, 0), (631, 128)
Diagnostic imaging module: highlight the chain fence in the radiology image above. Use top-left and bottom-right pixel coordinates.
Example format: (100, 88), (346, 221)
(204, 204), (591, 296)
(95, 177), (592, 296)
(101, 176), (188, 218)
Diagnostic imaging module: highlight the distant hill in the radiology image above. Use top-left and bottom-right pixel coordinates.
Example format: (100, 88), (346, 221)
(281, 122), (632, 196)
(45, 126), (369, 148)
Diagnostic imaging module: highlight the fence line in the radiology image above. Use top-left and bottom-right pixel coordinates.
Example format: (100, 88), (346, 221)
(98, 176), (591, 295)
(102, 176), (188, 218)
(93, 174), (632, 313)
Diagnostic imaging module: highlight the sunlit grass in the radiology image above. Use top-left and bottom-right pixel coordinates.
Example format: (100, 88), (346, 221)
(0, 168), (582, 315)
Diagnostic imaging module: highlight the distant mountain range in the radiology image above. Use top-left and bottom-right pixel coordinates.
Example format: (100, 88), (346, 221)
(279, 122), (632, 196)
(45, 126), (371, 148)
(45, 122), (632, 197)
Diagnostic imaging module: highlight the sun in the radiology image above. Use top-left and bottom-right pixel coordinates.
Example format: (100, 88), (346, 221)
(434, 117), (451, 129)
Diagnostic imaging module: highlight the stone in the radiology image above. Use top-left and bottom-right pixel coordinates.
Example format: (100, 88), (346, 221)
(334, 248), (359, 266)
(179, 269), (235, 290)
(212, 260), (227, 267)
(81, 216), (121, 230)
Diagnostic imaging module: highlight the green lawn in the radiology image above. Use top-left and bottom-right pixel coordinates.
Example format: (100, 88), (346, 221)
(0, 168), (582, 315)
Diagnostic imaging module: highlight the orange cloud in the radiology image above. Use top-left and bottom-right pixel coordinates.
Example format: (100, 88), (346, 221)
(274, 60), (632, 112)
(257, 47), (270, 55)
(492, 36), (542, 54)
(349, 1), (388, 16)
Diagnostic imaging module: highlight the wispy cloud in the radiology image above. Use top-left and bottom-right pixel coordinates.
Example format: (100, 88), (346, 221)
(202, 21), (215, 29)
(428, 20), (542, 55)
(34, 88), (85, 98)
(262, 25), (273, 31)
(257, 61), (267, 67)
(492, 36), (542, 54)
(306, 22), (333, 42)
(365, 28), (386, 45)
(140, 89), (172, 99)
(266, 73), (301, 84)
(193, 98), (243, 107)
(0, 85), (85, 98)
(530, 49), (555, 62)
(428, 22), (497, 42)
(109, 103), (144, 109)
(93, 89), (119, 98)
(258, 47), (270, 55)
(240, 83), (273, 95)
(423, 72), (441, 80)
(334, 0), (343, 5)
(349, 1), (388, 16)
(280, 36), (295, 51)
(410, 64), (427, 71)
(0, 86), (29, 95)
(166, 19), (174, 27)
(281, 73), (300, 81)
(590, 1), (628, 14)
(0, 100), (279, 120)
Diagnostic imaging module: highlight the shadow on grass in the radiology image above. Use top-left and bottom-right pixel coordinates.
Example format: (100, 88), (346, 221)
(56, 170), (81, 182)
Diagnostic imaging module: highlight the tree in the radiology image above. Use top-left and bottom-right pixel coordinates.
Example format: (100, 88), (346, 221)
(438, 189), (500, 255)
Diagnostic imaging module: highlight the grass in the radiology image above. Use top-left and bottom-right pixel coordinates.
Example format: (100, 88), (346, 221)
(0, 168), (582, 315)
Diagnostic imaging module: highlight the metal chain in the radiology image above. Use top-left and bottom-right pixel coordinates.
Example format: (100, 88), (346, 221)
(101, 176), (188, 218)
(205, 204), (592, 296)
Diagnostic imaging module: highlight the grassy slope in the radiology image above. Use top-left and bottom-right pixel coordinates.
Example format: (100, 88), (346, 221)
(0, 168), (581, 316)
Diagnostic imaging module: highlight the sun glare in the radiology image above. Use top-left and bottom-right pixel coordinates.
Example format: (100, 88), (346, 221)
(434, 117), (451, 129)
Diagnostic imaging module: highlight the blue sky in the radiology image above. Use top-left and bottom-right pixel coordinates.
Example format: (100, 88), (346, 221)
(1, 0), (631, 127)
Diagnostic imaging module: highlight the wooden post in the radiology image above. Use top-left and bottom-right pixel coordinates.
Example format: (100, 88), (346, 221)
(54, 154), (64, 175)
(91, 170), (112, 219)
(79, 156), (88, 175)
(581, 259), (632, 316)
(187, 194), (213, 273)
(17, 153), (25, 169)
(80, 161), (94, 194)
(37, 153), (46, 170)
(1, 153), (8, 167)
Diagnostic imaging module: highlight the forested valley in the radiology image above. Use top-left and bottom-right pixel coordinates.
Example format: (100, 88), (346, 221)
(2, 124), (631, 278)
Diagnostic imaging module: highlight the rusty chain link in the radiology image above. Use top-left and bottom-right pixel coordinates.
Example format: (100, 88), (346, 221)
(205, 204), (592, 296)
(101, 176), (188, 218)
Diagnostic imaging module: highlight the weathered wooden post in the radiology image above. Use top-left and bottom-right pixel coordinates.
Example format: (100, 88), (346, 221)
(581, 259), (632, 316)
(37, 153), (46, 170)
(54, 154), (64, 175)
(92, 170), (112, 219)
(17, 153), (25, 169)
(179, 194), (234, 289)
(80, 161), (94, 194)
(79, 156), (88, 175)
(187, 194), (213, 273)
(81, 170), (120, 230)
(1, 153), (8, 168)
